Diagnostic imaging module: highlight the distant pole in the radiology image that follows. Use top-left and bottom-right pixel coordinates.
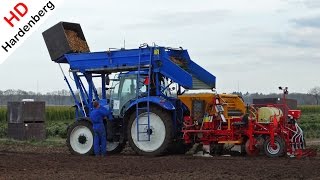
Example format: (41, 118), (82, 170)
(37, 81), (39, 95)
(124, 39), (126, 49)
(237, 80), (240, 93)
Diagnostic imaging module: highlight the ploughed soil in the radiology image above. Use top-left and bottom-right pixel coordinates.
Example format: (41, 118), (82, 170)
(0, 144), (319, 180)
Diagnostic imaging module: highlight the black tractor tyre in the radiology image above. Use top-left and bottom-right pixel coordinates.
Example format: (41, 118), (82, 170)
(104, 120), (126, 154)
(127, 106), (173, 156)
(263, 136), (285, 158)
(67, 120), (94, 155)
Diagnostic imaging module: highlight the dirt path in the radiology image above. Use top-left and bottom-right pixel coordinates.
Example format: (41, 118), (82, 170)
(0, 144), (319, 180)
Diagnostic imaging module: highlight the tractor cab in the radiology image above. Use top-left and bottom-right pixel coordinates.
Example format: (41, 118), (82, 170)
(110, 71), (175, 117)
(110, 71), (148, 117)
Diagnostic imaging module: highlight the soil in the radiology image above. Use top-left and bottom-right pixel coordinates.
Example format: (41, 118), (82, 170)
(0, 144), (319, 180)
(170, 57), (187, 68)
(65, 30), (90, 53)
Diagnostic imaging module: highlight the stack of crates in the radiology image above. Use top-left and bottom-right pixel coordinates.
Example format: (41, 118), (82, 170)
(7, 101), (46, 140)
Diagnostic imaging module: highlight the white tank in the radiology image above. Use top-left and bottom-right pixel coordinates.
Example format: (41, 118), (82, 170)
(257, 107), (283, 123)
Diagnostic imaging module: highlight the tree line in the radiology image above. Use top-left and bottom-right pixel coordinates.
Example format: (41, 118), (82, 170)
(0, 88), (319, 106)
(0, 89), (74, 106)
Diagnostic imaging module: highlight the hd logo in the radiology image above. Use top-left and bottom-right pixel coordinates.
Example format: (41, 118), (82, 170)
(0, 0), (64, 65)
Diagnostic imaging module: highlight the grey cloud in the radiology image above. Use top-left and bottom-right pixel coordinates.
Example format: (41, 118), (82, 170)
(270, 16), (320, 48)
(303, 0), (320, 9)
(274, 35), (316, 48)
(292, 15), (320, 28)
(285, 0), (320, 9)
(124, 10), (230, 29)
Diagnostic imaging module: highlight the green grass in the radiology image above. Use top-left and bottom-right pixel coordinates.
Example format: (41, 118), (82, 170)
(298, 105), (320, 139)
(45, 106), (75, 122)
(298, 105), (320, 114)
(0, 106), (75, 122)
(45, 106), (75, 138)
(0, 107), (6, 121)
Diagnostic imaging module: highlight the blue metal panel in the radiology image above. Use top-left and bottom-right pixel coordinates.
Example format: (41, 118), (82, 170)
(166, 49), (216, 88)
(62, 46), (215, 89)
(155, 48), (192, 89)
(64, 48), (153, 72)
(188, 59), (216, 88)
(126, 96), (176, 113)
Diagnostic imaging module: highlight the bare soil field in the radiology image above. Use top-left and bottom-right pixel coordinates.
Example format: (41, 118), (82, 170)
(0, 144), (319, 180)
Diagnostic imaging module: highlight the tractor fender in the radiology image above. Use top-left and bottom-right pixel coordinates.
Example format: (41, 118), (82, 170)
(129, 96), (175, 111)
(122, 96), (175, 118)
(67, 117), (92, 132)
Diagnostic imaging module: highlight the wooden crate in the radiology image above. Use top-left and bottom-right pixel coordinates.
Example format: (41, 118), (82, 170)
(7, 101), (45, 123)
(8, 123), (46, 140)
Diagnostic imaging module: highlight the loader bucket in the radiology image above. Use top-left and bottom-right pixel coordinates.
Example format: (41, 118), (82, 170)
(42, 22), (90, 63)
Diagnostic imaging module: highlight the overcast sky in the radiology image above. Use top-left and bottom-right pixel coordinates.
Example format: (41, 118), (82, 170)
(0, 0), (319, 94)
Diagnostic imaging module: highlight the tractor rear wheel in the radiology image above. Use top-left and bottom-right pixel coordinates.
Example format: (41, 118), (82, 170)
(127, 106), (172, 156)
(263, 136), (285, 158)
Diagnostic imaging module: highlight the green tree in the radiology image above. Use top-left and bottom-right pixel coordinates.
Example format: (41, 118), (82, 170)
(308, 87), (320, 105)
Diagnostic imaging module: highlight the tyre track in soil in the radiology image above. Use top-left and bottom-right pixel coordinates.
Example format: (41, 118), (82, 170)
(0, 144), (319, 180)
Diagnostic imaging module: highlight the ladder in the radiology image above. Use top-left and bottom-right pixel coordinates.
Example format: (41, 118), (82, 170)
(135, 45), (152, 141)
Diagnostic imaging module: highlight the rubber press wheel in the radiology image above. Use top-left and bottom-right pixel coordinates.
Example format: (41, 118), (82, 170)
(67, 120), (94, 155)
(127, 106), (173, 156)
(263, 136), (285, 158)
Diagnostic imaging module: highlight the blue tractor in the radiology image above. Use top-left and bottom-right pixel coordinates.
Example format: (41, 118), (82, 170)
(43, 22), (216, 155)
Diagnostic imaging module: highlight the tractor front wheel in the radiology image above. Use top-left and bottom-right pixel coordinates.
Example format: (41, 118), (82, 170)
(67, 120), (125, 155)
(67, 120), (94, 155)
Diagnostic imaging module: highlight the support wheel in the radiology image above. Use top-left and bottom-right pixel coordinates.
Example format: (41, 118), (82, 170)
(263, 136), (285, 158)
(245, 139), (260, 156)
(127, 106), (172, 156)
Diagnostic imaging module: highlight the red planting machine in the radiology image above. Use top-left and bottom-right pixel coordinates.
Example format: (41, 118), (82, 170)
(179, 87), (316, 158)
